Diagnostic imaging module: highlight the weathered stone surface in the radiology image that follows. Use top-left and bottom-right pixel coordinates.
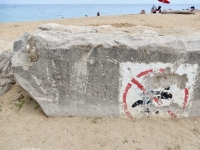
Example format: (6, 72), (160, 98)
(11, 24), (200, 118)
(0, 52), (15, 96)
(38, 23), (98, 33)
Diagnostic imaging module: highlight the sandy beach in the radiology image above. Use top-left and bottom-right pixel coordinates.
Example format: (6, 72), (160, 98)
(1, 13), (200, 150)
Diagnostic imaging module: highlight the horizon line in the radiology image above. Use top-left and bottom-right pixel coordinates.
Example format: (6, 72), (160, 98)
(0, 3), (199, 4)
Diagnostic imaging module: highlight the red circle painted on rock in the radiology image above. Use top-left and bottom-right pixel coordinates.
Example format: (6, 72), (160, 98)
(122, 68), (189, 119)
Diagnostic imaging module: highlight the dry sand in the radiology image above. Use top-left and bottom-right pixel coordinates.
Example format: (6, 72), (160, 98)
(1, 13), (200, 150)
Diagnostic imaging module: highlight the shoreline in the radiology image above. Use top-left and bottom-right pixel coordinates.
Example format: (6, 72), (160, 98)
(1, 13), (200, 33)
(1, 3), (200, 23)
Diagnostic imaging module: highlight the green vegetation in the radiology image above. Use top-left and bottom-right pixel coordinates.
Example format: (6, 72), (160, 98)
(34, 101), (40, 110)
(15, 99), (25, 110)
(123, 139), (128, 144)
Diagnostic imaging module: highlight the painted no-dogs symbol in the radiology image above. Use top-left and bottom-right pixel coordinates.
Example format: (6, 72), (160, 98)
(119, 63), (198, 119)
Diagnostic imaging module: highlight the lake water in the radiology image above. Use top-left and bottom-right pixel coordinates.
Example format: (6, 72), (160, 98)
(0, 4), (199, 22)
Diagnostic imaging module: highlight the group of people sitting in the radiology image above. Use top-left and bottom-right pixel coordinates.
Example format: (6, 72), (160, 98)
(140, 5), (199, 14)
(139, 5), (162, 14)
(151, 5), (162, 13)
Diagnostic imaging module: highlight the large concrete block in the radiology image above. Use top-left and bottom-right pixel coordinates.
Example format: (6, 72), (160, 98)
(11, 24), (200, 118)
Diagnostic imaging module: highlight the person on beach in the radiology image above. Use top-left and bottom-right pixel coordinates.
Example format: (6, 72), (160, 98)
(191, 6), (195, 11)
(97, 12), (100, 16)
(151, 5), (157, 13)
(139, 10), (146, 14)
(157, 6), (161, 13)
(151, 5), (161, 13)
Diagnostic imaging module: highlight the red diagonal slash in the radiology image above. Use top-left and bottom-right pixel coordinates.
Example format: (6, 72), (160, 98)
(131, 77), (161, 105)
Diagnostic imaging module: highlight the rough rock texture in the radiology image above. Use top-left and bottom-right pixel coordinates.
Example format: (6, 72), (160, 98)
(0, 52), (15, 96)
(38, 23), (98, 33)
(11, 23), (200, 118)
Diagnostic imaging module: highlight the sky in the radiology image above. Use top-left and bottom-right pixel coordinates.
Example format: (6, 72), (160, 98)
(0, 0), (199, 4)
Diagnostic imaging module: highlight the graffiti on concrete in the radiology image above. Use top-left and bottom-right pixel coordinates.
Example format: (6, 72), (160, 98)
(132, 87), (173, 113)
(120, 63), (198, 119)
